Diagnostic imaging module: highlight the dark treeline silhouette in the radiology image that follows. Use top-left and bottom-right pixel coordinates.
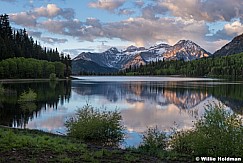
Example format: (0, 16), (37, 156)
(0, 14), (71, 78)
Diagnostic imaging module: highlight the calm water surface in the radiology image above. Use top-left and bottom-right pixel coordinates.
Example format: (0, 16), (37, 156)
(0, 76), (243, 147)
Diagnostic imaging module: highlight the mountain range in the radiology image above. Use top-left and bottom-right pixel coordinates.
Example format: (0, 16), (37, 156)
(72, 33), (243, 74)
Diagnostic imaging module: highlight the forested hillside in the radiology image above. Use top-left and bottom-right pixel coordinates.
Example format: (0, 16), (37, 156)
(0, 14), (71, 78)
(119, 53), (243, 79)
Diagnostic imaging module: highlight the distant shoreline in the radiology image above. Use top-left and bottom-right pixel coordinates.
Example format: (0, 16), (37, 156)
(0, 78), (72, 83)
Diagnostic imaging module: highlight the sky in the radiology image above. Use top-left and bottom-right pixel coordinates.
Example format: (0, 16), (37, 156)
(1, 0), (243, 58)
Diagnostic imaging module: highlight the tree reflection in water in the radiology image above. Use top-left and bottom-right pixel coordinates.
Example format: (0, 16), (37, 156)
(0, 78), (242, 147)
(0, 80), (71, 128)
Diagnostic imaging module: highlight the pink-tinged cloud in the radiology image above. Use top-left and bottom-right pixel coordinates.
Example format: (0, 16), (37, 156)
(224, 21), (243, 36)
(34, 4), (61, 18)
(35, 4), (75, 19)
(89, 0), (126, 12)
(10, 12), (37, 27)
(118, 8), (135, 15)
(159, 0), (243, 22)
(10, 3), (75, 27)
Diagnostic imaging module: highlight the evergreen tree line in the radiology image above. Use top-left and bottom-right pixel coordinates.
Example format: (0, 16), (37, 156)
(0, 57), (65, 79)
(0, 14), (71, 77)
(118, 53), (243, 79)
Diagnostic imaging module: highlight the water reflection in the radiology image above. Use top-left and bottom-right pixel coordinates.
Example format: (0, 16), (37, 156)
(0, 77), (242, 146)
(72, 81), (215, 133)
(71, 79), (243, 146)
(0, 80), (71, 128)
(26, 105), (70, 134)
(72, 81), (211, 111)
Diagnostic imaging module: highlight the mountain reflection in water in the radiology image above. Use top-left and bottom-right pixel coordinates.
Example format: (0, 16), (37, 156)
(72, 80), (213, 133)
(0, 77), (242, 146)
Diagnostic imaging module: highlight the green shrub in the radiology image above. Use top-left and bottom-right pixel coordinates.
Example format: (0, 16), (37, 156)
(170, 104), (243, 157)
(18, 89), (37, 102)
(49, 73), (57, 81)
(19, 102), (37, 112)
(65, 104), (125, 147)
(138, 126), (167, 156)
(18, 89), (37, 112)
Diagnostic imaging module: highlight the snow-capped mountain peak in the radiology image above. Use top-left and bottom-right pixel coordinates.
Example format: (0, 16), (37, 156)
(105, 47), (119, 54)
(176, 40), (193, 45)
(175, 40), (201, 50)
(163, 40), (211, 61)
(125, 45), (139, 52)
(72, 40), (211, 73)
(149, 43), (171, 49)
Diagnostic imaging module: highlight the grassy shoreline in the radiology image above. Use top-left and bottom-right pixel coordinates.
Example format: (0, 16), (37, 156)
(0, 126), (163, 163)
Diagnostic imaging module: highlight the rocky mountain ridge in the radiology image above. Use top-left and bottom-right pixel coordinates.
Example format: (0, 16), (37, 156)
(163, 40), (210, 60)
(72, 40), (211, 74)
(214, 33), (243, 56)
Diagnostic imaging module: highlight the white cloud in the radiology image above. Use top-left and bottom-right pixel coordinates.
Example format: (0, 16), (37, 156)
(207, 20), (243, 43)
(34, 3), (75, 19)
(40, 19), (82, 34)
(40, 19), (104, 42)
(159, 0), (243, 22)
(85, 18), (101, 28)
(34, 4), (61, 18)
(118, 8), (135, 15)
(88, 0), (126, 12)
(27, 30), (68, 45)
(41, 37), (68, 45)
(103, 17), (209, 47)
(8, 0), (243, 52)
(10, 3), (75, 27)
(224, 21), (243, 36)
(134, 0), (144, 8)
(10, 12), (37, 27)
(34, 16), (219, 51)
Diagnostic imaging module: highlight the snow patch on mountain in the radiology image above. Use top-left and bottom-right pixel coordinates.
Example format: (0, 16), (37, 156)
(73, 40), (211, 71)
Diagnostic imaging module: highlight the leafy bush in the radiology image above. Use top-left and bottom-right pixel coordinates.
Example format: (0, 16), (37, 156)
(65, 104), (125, 147)
(138, 126), (167, 155)
(18, 89), (37, 102)
(170, 104), (243, 157)
(49, 73), (57, 81)
(18, 89), (37, 112)
(19, 102), (37, 112)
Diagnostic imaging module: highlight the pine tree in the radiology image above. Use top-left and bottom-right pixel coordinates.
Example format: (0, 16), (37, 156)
(0, 14), (71, 77)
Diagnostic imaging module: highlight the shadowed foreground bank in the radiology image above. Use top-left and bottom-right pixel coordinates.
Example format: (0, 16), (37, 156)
(0, 126), (162, 163)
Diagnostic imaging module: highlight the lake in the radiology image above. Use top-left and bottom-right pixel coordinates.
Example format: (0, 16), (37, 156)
(0, 76), (243, 147)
